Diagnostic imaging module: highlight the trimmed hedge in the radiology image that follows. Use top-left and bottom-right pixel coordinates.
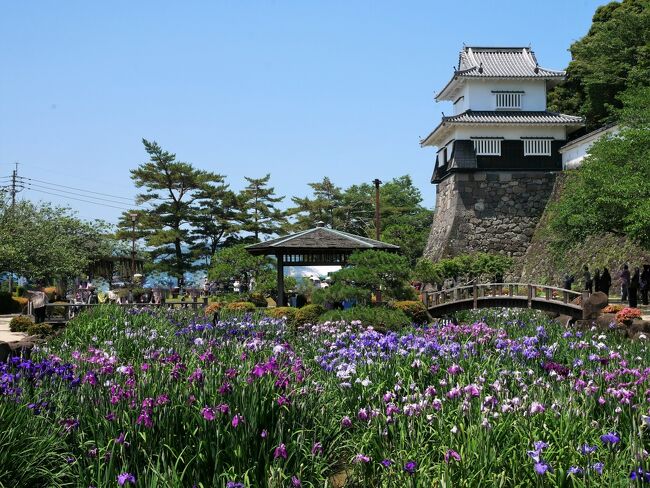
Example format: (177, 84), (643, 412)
(27, 323), (53, 337)
(391, 300), (429, 325)
(294, 304), (325, 326)
(319, 306), (411, 331)
(266, 307), (298, 321)
(205, 302), (224, 316)
(224, 302), (256, 312)
(9, 315), (34, 333)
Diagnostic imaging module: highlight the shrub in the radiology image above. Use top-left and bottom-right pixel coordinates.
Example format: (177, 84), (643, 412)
(391, 300), (429, 325)
(225, 302), (256, 312)
(266, 307), (297, 321)
(294, 304), (325, 326)
(616, 307), (642, 323)
(9, 315), (34, 333)
(205, 302), (224, 316)
(319, 305), (411, 331)
(247, 292), (268, 308)
(43, 286), (57, 301)
(27, 323), (53, 337)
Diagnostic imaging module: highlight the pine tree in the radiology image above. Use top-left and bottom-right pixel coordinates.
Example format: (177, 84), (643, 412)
(238, 174), (286, 242)
(120, 139), (223, 285)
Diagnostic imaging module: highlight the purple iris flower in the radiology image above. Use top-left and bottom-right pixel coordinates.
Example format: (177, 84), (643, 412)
(534, 462), (551, 475)
(291, 476), (301, 487)
(226, 483), (244, 488)
(568, 466), (583, 476)
(341, 416), (352, 428)
(274, 443), (287, 459)
(380, 459), (393, 467)
(579, 444), (597, 455)
(117, 472), (136, 486)
(591, 462), (604, 475)
(600, 432), (620, 445)
(404, 461), (417, 474)
(444, 450), (461, 463)
(311, 442), (323, 455)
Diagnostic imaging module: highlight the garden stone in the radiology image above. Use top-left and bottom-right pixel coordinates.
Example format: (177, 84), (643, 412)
(583, 292), (608, 319)
(0, 338), (37, 363)
(596, 313), (617, 330)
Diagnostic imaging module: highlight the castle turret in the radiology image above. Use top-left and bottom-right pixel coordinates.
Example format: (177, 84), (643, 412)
(421, 47), (584, 262)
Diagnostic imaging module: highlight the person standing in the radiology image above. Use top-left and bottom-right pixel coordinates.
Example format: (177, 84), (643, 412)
(641, 264), (650, 306)
(629, 267), (640, 308)
(593, 269), (601, 293)
(583, 266), (593, 293)
(620, 264), (631, 302)
(601, 268), (612, 296)
(563, 274), (574, 291)
(28, 287), (48, 324)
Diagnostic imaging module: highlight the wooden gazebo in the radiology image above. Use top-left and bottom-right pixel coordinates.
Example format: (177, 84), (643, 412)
(245, 223), (399, 306)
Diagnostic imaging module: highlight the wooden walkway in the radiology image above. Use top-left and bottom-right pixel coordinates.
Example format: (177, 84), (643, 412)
(422, 283), (588, 319)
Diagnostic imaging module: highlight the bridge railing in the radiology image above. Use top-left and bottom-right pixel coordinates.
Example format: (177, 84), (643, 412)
(422, 283), (586, 310)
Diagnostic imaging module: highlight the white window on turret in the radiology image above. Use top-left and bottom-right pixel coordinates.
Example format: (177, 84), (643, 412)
(523, 138), (552, 156)
(493, 91), (523, 110)
(472, 138), (502, 156)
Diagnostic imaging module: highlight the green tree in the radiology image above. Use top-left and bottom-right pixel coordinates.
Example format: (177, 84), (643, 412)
(548, 86), (650, 250)
(548, 0), (650, 129)
(413, 252), (514, 286)
(238, 174), (286, 242)
(316, 250), (414, 305)
(191, 184), (240, 266)
(289, 177), (346, 230)
(122, 139), (224, 285)
(0, 200), (110, 283)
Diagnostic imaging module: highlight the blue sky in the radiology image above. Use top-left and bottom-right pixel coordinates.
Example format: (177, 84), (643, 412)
(1, 0), (605, 223)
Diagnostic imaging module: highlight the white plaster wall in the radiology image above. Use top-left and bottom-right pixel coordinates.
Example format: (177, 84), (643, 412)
(466, 80), (547, 111)
(453, 125), (566, 140)
(452, 85), (469, 114)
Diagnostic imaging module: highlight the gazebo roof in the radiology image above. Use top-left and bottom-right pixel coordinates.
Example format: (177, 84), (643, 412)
(246, 226), (399, 255)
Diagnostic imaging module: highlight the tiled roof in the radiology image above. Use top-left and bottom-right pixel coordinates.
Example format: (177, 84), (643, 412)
(442, 110), (584, 125)
(457, 47), (565, 78)
(246, 227), (399, 254)
(420, 111), (584, 147)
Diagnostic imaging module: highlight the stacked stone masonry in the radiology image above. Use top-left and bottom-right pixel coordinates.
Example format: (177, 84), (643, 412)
(424, 171), (557, 261)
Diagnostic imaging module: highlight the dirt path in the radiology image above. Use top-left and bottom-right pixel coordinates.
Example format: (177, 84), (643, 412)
(0, 315), (27, 342)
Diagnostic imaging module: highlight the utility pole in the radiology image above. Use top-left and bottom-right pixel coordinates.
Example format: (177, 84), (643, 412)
(372, 178), (382, 241)
(7, 163), (19, 294)
(130, 213), (138, 284)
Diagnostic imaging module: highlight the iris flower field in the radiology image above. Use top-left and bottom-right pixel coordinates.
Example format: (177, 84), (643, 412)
(1, 306), (649, 487)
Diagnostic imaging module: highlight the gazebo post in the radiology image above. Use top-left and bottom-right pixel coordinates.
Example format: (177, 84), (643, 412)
(276, 252), (285, 307)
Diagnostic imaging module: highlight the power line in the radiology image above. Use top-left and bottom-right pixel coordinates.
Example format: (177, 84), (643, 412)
(16, 175), (135, 202)
(25, 187), (136, 211)
(23, 181), (137, 207)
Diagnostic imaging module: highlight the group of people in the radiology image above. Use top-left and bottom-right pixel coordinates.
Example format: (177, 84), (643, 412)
(565, 264), (650, 308)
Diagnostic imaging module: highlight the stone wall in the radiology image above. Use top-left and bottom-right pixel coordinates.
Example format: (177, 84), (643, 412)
(423, 171), (557, 264)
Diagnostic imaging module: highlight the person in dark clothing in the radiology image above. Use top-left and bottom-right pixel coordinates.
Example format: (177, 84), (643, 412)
(601, 268), (612, 296)
(620, 265), (631, 302)
(593, 269), (601, 293)
(563, 274), (574, 291)
(641, 265), (650, 306)
(583, 266), (593, 293)
(629, 267), (640, 308)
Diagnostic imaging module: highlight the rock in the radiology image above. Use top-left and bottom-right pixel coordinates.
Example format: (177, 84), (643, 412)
(553, 314), (574, 327)
(0, 339), (37, 363)
(595, 313), (617, 330)
(583, 292), (608, 319)
(629, 319), (650, 336)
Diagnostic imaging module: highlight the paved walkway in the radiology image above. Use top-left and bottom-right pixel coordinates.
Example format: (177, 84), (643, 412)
(0, 314), (27, 342)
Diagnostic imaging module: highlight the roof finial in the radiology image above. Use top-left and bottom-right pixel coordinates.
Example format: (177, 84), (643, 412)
(534, 63), (539, 74)
(316, 221), (325, 228)
(478, 62), (483, 74)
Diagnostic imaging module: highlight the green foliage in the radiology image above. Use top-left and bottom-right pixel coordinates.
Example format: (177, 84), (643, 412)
(265, 306), (298, 321)
(0, 200), (110, 283)
(224, 301), (256, 312)
(119, 139), (226, 284)
(238, 174), (287, 241)
(391, 300), (429, 325)
(319, 305), (411, 331)
(548, 0), (650, 129)
(9, 315), (33, 332)
(413, 252), (514, 285)
(247, 292), (268, 308)
(549, 87), (650, 250)
(209, 244), (268, 285)
(293, 304), (325, 326)
(328, 250), (413, 302)
(27, 322), (54, 337)
(289, 176), (432, 263)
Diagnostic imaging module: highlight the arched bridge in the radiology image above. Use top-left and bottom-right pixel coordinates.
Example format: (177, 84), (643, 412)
(422, 283), (589, 320)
